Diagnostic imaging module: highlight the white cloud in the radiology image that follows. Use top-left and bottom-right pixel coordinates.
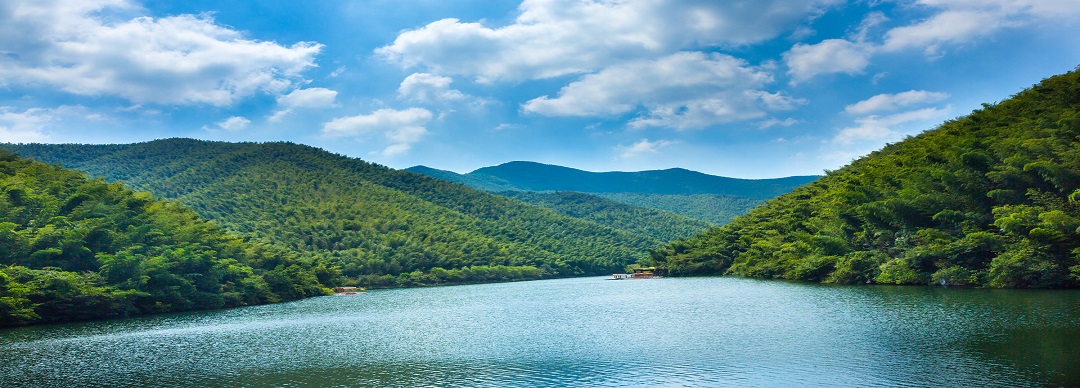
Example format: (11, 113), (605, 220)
(523, 52), (802, 130)
(377, 0), (839, 83)
(833, 106), (950, 145)
(398, 73), (466, 103)
(494, 123), (522, 131)
(216, 116), (251, 132)
(0, 107), (54, 142)
(881, 1), (1080, 55)
(852, 11), (889, 43)
(617, 139), (678, 159)
(785, 1), (1080, 83)
(783, 39), (873, 84)
(844, 90), (949, 115)
(269, 87), (338, 122)
(0, 0), (322, 106)
(882, 10), (1000, 55)
(322, 108), (433, 156)
(759, 117), (801, 129)
(278, 88), (338, 109)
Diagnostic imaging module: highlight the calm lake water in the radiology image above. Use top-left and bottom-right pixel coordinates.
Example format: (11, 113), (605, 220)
(3, 276), (1079, 387)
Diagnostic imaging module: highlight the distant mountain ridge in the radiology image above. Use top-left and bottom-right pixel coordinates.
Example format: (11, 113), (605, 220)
(413, 161), (818, 198)
(406, 162), (818, 225)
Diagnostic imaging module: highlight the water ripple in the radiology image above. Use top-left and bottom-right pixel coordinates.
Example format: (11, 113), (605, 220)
(3, 277), (1079, 387)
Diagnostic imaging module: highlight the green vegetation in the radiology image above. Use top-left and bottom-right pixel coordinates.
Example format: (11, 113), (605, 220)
(0, 149), (328, 327)
(498, 191), (712, 241)
(4, 141), (655, 292)
(592, 192), (764, 225)
(407, 163), (816, 225)
(651, 68), (1080, 288)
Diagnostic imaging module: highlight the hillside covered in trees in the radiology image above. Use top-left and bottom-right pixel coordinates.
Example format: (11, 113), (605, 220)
(651, 68), (1080, 288)
(3, 140), (657, 289)
(407, 163), (817, 225)
(0, 149), (328, 327)
(499, 191), (712, 241)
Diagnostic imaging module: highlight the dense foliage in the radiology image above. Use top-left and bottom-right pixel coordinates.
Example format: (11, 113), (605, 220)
(593, 192), (764, 225)
(4, 141), (655, 289)
(407, 164), (815, 225)
(652, 68), (1080, 288)
(499, 191), (712, 241)
(0, 149), (328, 327)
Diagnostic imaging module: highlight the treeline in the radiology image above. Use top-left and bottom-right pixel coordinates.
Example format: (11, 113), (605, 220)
(357, 265), (544, 288)
(593, 192), (764, 225)
(0, 149), (329, 327)
(651, 67), (1080, 288)
(4, 140), (655, 290)
(499, 191), (712, 241)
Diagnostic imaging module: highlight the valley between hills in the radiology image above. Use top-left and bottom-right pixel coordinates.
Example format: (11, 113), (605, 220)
(3, 67), (1080, 327)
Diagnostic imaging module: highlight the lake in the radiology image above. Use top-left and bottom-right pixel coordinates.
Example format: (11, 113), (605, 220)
(2, 276), (1079, 387)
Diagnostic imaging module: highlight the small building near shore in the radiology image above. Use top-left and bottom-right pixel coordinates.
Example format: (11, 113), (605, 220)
(612, 267), (663, 279)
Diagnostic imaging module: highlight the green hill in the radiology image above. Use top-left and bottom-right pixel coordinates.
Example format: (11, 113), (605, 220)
(590, 192), (766, 225)
(406, 164), (817, 225)
(3, 140), (655, 288)
(400, 165), (717, 241)
(498, 191), (712, 241)
(651, 67), (1080, 288)
(0, 148), (327, 327)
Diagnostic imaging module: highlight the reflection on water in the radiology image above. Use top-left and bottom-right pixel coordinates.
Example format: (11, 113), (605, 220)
(3, 277), (1079, 387)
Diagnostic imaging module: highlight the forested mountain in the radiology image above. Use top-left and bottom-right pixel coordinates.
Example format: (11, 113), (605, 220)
(404, 166), (715, 240)
(3, 140), (656, 288)
(0, 149), (328, 327)
(470, 161), (819, 197)
(651, 68), (1080, 288)
(406, 164), (817, 224)
(406, 165), (519, 192)
(498, 191), (712, 241)
(590, 192), (765, 225)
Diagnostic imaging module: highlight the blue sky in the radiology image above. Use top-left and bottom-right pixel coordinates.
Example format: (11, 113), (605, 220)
(1, 0), (1078, 178)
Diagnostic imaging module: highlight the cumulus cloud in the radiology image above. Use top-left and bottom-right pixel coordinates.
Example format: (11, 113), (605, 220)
(617, 139), (678, 159)
(269, 87), (338, 122)
(783, 39), (873, 84)
(377, 0), (838, 83)
(523, 52), (802, 130)
(0, 0), (322, 106)
(322, 108), (433, 156)
(844, 90), (949, 115)
(833, 106), (950, 145)
(398, 73), (466, 103)
(0, 107), (54, 142)
(215, 116), (251, 131)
